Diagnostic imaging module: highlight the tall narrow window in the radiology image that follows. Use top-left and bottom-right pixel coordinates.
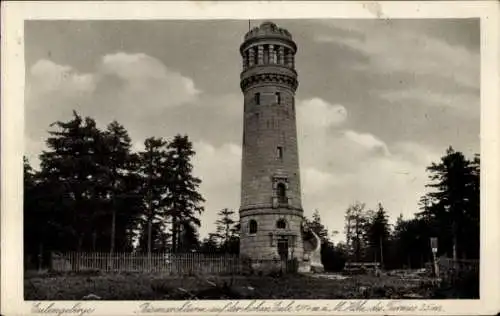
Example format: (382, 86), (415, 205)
(255, 93), (260, 105)
(276, 92), (281, 104)
(277, 183), (287, 204)
(277, 146), (283, 159)
(249, 220), (258, 234)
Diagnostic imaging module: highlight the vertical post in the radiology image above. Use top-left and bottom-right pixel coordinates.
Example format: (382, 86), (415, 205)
(257, 45), (264, 65)
(242, 51), (247, 70)
(285, 49), (292, 67)
(432, 251), (439, 279)
(278, 46), (285, 65)
(269, 44), (274, 64)
(249, 47), (255, 67)
(430, 237), (439, 279)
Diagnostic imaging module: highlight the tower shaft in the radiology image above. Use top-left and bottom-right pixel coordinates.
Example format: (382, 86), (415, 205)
(239, 22), (304, 267)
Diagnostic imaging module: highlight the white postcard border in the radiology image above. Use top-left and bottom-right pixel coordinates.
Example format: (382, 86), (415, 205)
(2, 1), (499, 315)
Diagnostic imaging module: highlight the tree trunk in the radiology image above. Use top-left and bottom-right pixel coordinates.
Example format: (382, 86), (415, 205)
(109, 177), (117, 267)
(109, 208), (116, 269)
(379, 236), (384, 269)
(77, 235), (84, 253)
(38, 243), (43, 272)
(452, 221), (458, 270)
(92, 231), (97, 252)
(147, 213), (152, 271)
(147, 148), (153, 271)
(172, 216), (178, 253)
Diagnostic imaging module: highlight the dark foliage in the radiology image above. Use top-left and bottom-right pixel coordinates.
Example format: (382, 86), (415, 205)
(24, 112), (205, 267)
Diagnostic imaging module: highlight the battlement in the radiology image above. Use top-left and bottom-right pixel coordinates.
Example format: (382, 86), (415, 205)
(240, 21), (297, 82)
(244, 21), (293, 41)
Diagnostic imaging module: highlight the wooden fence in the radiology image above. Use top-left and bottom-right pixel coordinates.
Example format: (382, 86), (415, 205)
(51, 252), (241, 274)
(438, 257), (479, 273)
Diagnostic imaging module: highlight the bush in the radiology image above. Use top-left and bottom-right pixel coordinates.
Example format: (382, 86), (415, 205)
(321, 243), (346, 272)
(432, 269), (479, 298)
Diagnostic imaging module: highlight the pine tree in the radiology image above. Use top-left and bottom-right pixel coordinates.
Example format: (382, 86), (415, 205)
(344, 202), (369, 262)
(307, 209), (329, 243)
(136, 137), (171, 256)
(366, 203), (390, 267)
(421, 147), (479, 259)
(165, 135), (204, 253)
(38, 111), (106, 252)
(214, 208), (237, 250)
(24, 157), (43, 268)
(99, 121), (136, 255)
(200, 234), (219, 254)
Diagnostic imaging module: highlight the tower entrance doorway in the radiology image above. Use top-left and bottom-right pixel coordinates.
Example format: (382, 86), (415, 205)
(277, 238), (289, 261)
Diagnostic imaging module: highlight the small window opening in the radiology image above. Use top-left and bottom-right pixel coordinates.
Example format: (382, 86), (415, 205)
(276, 92), (281, 104)
(276, 219), (287, 229)
(277, 146), (283, 159)
(249, 220), (258, 234)
(255, 93), (260, 105)
(277, 183), (287, 204)
(263, 45), (269, 64)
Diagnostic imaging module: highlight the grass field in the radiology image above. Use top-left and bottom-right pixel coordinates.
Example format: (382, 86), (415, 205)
(25, 271), (467, 300)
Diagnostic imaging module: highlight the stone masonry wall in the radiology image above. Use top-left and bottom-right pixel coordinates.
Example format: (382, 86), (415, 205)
(240, 211), (304, 261)
(240, 84), (302, 211)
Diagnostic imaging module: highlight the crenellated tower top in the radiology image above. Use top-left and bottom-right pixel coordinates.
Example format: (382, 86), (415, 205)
(243, 21), (294, 42)
(240, 21), (298, 93)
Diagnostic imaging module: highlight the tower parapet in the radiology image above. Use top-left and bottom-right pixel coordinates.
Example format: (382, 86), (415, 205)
(240, 22), (298, 93)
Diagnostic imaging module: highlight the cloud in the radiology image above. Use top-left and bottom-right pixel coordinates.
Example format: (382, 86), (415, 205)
(316, 20), (479, 90)
(98, 53), (200, 109)
(25, 53), (202, 164)
(343, 130), (390, 156)
(297, 98), (347, 129)
(26, 53), (200, 113)
(293, 95), (437, 241)
(30, 59), (95, 92)
(28, 59), (96, 97)
(313, 20), (479, 127)
(379, 88), (480, 118)
(300, 139), (437, 243)
(192, 141), (242, 238)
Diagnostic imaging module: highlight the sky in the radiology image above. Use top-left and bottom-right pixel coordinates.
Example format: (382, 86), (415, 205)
(24, 19), (480, 242)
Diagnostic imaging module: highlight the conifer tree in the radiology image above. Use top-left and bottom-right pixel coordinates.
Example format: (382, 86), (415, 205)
(366, 203), (390, 267)
(307, 209), (329, 243)
(214, 208), (237, 249)
(38, 111), (106, 252)
(136, 137), (171, 255)
(420, 147), (479, 259)
(344, 202), (369, 262)
(99, 121), (136, 254)
(165, 135), (204, 253)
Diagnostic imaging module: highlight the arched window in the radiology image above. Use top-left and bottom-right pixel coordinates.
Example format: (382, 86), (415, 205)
(277, 183), (287, 204)
(249, 220), (258, 234)
(276, 219), (287, 229)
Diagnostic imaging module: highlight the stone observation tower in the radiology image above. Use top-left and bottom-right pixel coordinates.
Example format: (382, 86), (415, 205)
(239, 21), (322, 273)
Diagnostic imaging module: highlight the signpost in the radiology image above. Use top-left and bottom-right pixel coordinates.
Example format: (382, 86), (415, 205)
(430, 237), (439, 279)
